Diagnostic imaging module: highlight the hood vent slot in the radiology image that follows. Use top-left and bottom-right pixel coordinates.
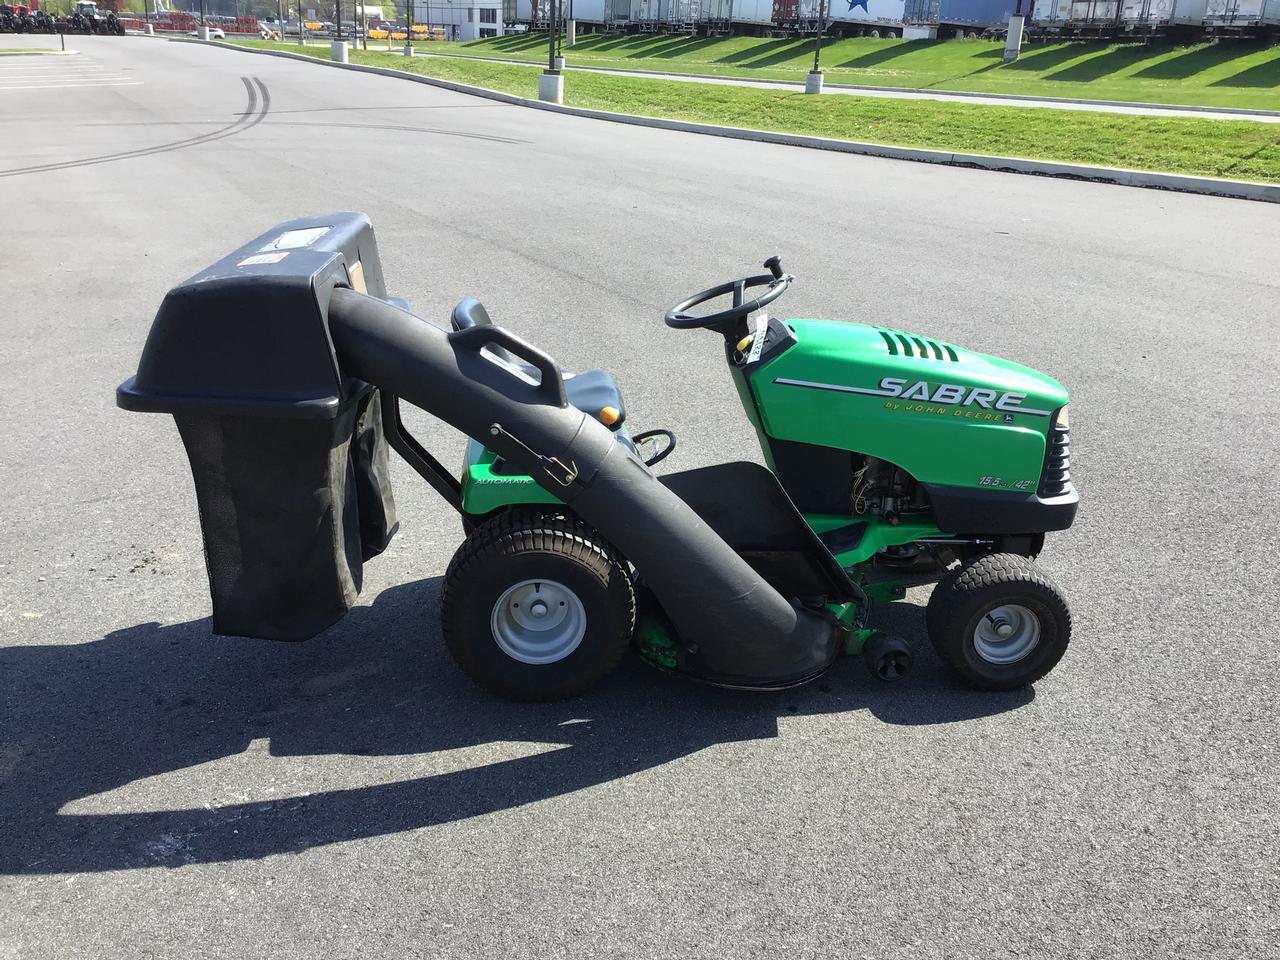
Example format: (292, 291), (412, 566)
(877, 328), (960, 362)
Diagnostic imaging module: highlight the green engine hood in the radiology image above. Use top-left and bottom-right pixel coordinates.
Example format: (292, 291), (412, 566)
(746, 320), (1069, 492)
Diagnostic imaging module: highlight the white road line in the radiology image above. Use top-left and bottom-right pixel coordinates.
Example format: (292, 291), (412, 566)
(0, 77), (133, 84)
(0, 73), (127, 80)
(0, 68), (123, 74)
(0, 81), (143, 91)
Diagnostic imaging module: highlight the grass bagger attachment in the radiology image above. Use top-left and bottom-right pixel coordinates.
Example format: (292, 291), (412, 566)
(118, 213), (1079, 701)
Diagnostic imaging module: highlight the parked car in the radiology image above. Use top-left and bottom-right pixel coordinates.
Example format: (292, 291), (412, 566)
(188, 26), (226, 37)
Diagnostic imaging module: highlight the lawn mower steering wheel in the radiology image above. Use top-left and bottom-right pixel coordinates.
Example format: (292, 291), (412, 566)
(665, 256), (794, 333)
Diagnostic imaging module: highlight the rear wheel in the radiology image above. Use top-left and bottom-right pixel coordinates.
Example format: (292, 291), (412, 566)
(925, 553), (1071, 690)
(441, 510), (635, 702)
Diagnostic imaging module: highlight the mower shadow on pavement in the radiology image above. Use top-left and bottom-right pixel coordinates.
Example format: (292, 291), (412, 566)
(1, 579), (1032, 876)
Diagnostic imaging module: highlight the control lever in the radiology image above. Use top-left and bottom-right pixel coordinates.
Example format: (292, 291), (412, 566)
(763, 255), (784, 280)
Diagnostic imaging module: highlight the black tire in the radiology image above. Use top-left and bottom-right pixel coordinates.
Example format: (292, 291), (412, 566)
(925, 553), (1071, 691)
(441, 510), (635, 702)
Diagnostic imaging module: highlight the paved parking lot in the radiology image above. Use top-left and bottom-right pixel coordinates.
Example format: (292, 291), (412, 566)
(1, 35), (1277, 960)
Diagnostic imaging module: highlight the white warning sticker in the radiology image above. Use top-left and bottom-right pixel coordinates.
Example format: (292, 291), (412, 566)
(237, 252), (290, 267)
(746, 314), (769, 364)
(259, 226), (331, 251)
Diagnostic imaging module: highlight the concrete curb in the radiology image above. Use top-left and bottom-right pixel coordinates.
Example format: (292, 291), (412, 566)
(194, 40), (1280, 205)
(414, 50), (1280, 120)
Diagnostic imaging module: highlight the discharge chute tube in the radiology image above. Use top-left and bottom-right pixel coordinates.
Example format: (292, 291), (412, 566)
(325, 288), (840, 685)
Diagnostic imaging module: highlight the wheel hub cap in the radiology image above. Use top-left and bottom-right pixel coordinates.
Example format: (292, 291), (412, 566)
(973, 604), (1041, 665)
(490, 579), (586, 665)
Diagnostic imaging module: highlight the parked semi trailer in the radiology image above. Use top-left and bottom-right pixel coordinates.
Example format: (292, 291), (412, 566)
(904, 0), (1022, 36)
(511, 0), (1278, 36)
(775, 0), (906, 35)
(514, 0), (599, 26)
(828, 0), (907, 35)
(696, 0), (774, 33)
(634, 0), (701, 31)
(1030, 0), (1276, 34)
(547, 0), (631, 25)
(1171, 0), (1269, 29)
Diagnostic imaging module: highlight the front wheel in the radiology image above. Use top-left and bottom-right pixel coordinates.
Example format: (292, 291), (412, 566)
(441, 511), (635, 702)
(925, 553), (1071, 690)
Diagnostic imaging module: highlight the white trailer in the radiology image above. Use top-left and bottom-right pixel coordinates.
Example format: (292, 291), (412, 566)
(1118, 0), (1177, 26)
(768, 0), (903, 33)
(827, 0), (908, 32)
(565, 0), (608, 21)
(1032, 0), (1071, 23)
(1202, 0), (1267, 25)
(550, 0), (630, 23)
(725, 0), (776, 26)
(698, 0), (729, 27)
(632, 0), (701, 29)
(1033, 0), (1175, 28)
(515, 0), (599, 25)
(1068, 0), (1119, 24)
(1168, 0), (1208, 24)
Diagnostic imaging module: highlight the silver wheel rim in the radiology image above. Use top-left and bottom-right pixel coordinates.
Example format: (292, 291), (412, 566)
(490, 578), (586, 665)
(973, 603), (1041, 665)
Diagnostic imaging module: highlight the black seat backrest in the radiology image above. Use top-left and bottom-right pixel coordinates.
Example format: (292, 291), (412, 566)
(451, 297), (492, 331)
(450, 298), (515, 365)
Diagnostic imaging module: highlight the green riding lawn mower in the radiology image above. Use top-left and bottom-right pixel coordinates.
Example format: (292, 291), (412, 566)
(118, 214), (1078, 702)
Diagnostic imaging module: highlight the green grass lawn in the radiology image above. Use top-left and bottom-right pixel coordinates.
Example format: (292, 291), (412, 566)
(226, 38), (1280, 184)
(429, 33), (1280, 112)
(0, 48), (60, 55)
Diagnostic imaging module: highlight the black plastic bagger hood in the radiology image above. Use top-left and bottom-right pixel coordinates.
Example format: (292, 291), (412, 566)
(117, 213), (843, 688)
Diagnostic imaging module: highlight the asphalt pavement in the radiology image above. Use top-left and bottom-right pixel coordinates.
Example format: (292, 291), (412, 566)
(1, 34), (1277, 960)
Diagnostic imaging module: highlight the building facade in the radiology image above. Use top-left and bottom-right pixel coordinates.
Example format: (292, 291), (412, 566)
(412, 0), (504, 38)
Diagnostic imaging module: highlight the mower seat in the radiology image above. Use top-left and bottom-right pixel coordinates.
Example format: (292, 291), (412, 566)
(450, 298), (626, 429)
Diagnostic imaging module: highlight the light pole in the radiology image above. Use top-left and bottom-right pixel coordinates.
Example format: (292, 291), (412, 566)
(552, 0), (563, 67)
(806, 0), (825, 93)
(546, 0), (554, 70)
(538, 0), (562, 103)
(331, 0), (350, 59)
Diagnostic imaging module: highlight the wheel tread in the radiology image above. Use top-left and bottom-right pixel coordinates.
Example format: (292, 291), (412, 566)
(925, 553), (1071, 690)
(441, 510), (635, 702)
